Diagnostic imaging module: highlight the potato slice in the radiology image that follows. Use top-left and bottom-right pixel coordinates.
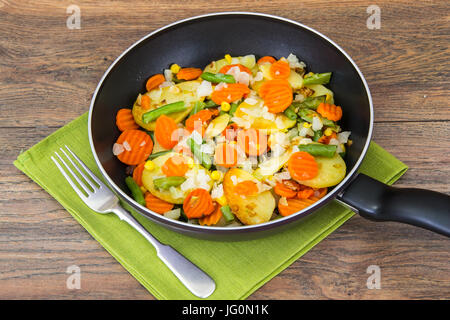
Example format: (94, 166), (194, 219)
(254, 148), (293, 178)
(132, 80), (201, 131)
(223, 168), (275, 225)
(305, 84), (334, 105)
(296, 153), (346, 188)
(204, 113), (230, 139)
(141, 152), (212, 204)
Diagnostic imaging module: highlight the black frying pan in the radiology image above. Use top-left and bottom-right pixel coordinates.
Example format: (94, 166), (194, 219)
(88, 12), (450, 240)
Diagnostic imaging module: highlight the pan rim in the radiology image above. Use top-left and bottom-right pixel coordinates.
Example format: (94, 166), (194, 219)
(88, 11), (374, 233)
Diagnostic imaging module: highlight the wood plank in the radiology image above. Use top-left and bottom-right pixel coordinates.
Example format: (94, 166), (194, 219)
(0, 0), (449, 127)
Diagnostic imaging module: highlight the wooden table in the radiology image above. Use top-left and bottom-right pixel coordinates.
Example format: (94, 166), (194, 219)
(1, 0), (449, 299)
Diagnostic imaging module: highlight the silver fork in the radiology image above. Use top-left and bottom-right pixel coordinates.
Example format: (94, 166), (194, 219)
(51, 145), (215, 298)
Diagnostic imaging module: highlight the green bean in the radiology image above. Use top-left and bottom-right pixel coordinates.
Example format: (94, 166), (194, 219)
(201, 72), (236, 84)
(229, 101), (240, 117)
(284, 104), (298, 120)
(298, 144), (337, 158)
(190, 101), (205, 116)
(204, 100), (218, 108)
(186, 138), (212, 170)
(148, 150), (171, 160)
(153, 176), (186, 190)
(142, 101), (186, 123)
(125, 176), (146, 206)
(297, 108), (316, 122)
(302, 72), (332, 85)
(220, 205), (235, 223)
(298, 95), (326, 110)
(313, 130), (322, 142)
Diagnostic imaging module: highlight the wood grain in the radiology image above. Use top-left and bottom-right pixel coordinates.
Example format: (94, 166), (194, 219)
(0, 0), (449, 299)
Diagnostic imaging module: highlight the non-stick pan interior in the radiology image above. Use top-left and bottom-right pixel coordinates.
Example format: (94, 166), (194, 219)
(90, 13), (371, 219)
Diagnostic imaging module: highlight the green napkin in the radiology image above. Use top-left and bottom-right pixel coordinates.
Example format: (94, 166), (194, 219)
(14, 113), (407, 300)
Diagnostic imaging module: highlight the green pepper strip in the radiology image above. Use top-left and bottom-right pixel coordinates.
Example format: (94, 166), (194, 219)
(153, 176), (186, 190)
(142, 101), (186, 123)
(298, 144), (337, 158)
(302, 72), (332, 85)
(125, 176), (146, 206)
(298, 95), (327, 110)
(186, 138), (212, 170)
(201, 72), (236, 84)
(220, 205), (235, 222)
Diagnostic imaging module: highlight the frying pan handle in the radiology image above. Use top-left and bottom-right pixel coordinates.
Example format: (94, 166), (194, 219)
(338, 173), (450, 237)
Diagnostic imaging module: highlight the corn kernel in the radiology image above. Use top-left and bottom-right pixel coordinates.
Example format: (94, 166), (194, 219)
(140, 186), (147, 193)
(304, 72), (315, 78)
(324, 128), (333, 136)
(280, 128), (288, 133)
(186, 157), (195, 168)
(170, 64), (181, 74)
(211, 170), (221, 181)
(347, 139), (353, 146)
(303, 122), (312, 128)
(267, 175), (274, 181)
(340, 144), (346, 153)
(221, 102), (231, 112)
(224, 54), (232, 64)
(217, 195), (227, 206)
(144, 160), (155, 171)
(326, 93), (332, 102)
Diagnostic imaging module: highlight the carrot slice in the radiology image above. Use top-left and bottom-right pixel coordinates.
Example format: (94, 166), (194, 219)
(145, 192), (174, 214)
(219, 64), (252, 75)
(270, 60), (291, 79)
(210, 83), (250, 104)
(183, 188), (215, 219)
(236, 129), (268, 156)
(221, 123), (239, 141)
(161, 155), (188, 177)
(263, 84), (293, 113)
(132, 162), (146, 186)
(278, 197), (318, 216)
(234, 180), (259, 196)
(214, 143), (238, 168)
(258, 79), (291, 98)
(199, 203), (223, 226)
(314, 187), (328, 199)
(257, 56), (276, 64)
(176, 68), (203, 80)
(115, 130), (153, 165)
(154, 114), (178, 149)
(288, 151), (319, 181)
(297, 187), (314, 199)
(141, 95), (151, 110)
(274, 180), (301, 198)
(185, 109), (214, 135)
(317, 103), (343, 121)
(116, 108), (139, 132)
(146, 74), (165, 91)
(318, 132), (337, 144)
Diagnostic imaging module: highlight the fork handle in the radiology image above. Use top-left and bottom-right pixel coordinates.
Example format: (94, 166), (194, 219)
(111, 206), (216, 298)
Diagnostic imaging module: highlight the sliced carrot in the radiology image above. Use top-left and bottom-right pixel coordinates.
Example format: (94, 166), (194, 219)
(210, 83), (250, 104)
(234, 180), (259, 196)
(257, 56), (276, 64)
(274, 180), (301, 198)
(185, 109), (214, 135)
(176, 68), (203, 80)
(145, 192), (174, 214)
(297, 187), (314, 199)
(115, 130), (153, 165)
(258, 79), (291, 99)
(278, 197), (318, 216)
(219, 64), (252, 75)
(161, 155), (188, 177)
(288, 151), (318, 181)
(314, 187), (328, 199)
(116, 108), (139, 132)
(270, 60), (291, 79)
(214, 143), (238, 168)
(183, 188), (215, 219)
(236, 128), (268, 156)
(318, 132), (337, 144)
(199, 203), (223, 226)
(263, 84), (293, 113)
(132, 162), (146, 186)
(141, 95), (151, 110)
(154, 115), (178, 149)
(317, 103), (343, 121)
(146, 74), (165, 91)
(222, 123), (239, 141)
